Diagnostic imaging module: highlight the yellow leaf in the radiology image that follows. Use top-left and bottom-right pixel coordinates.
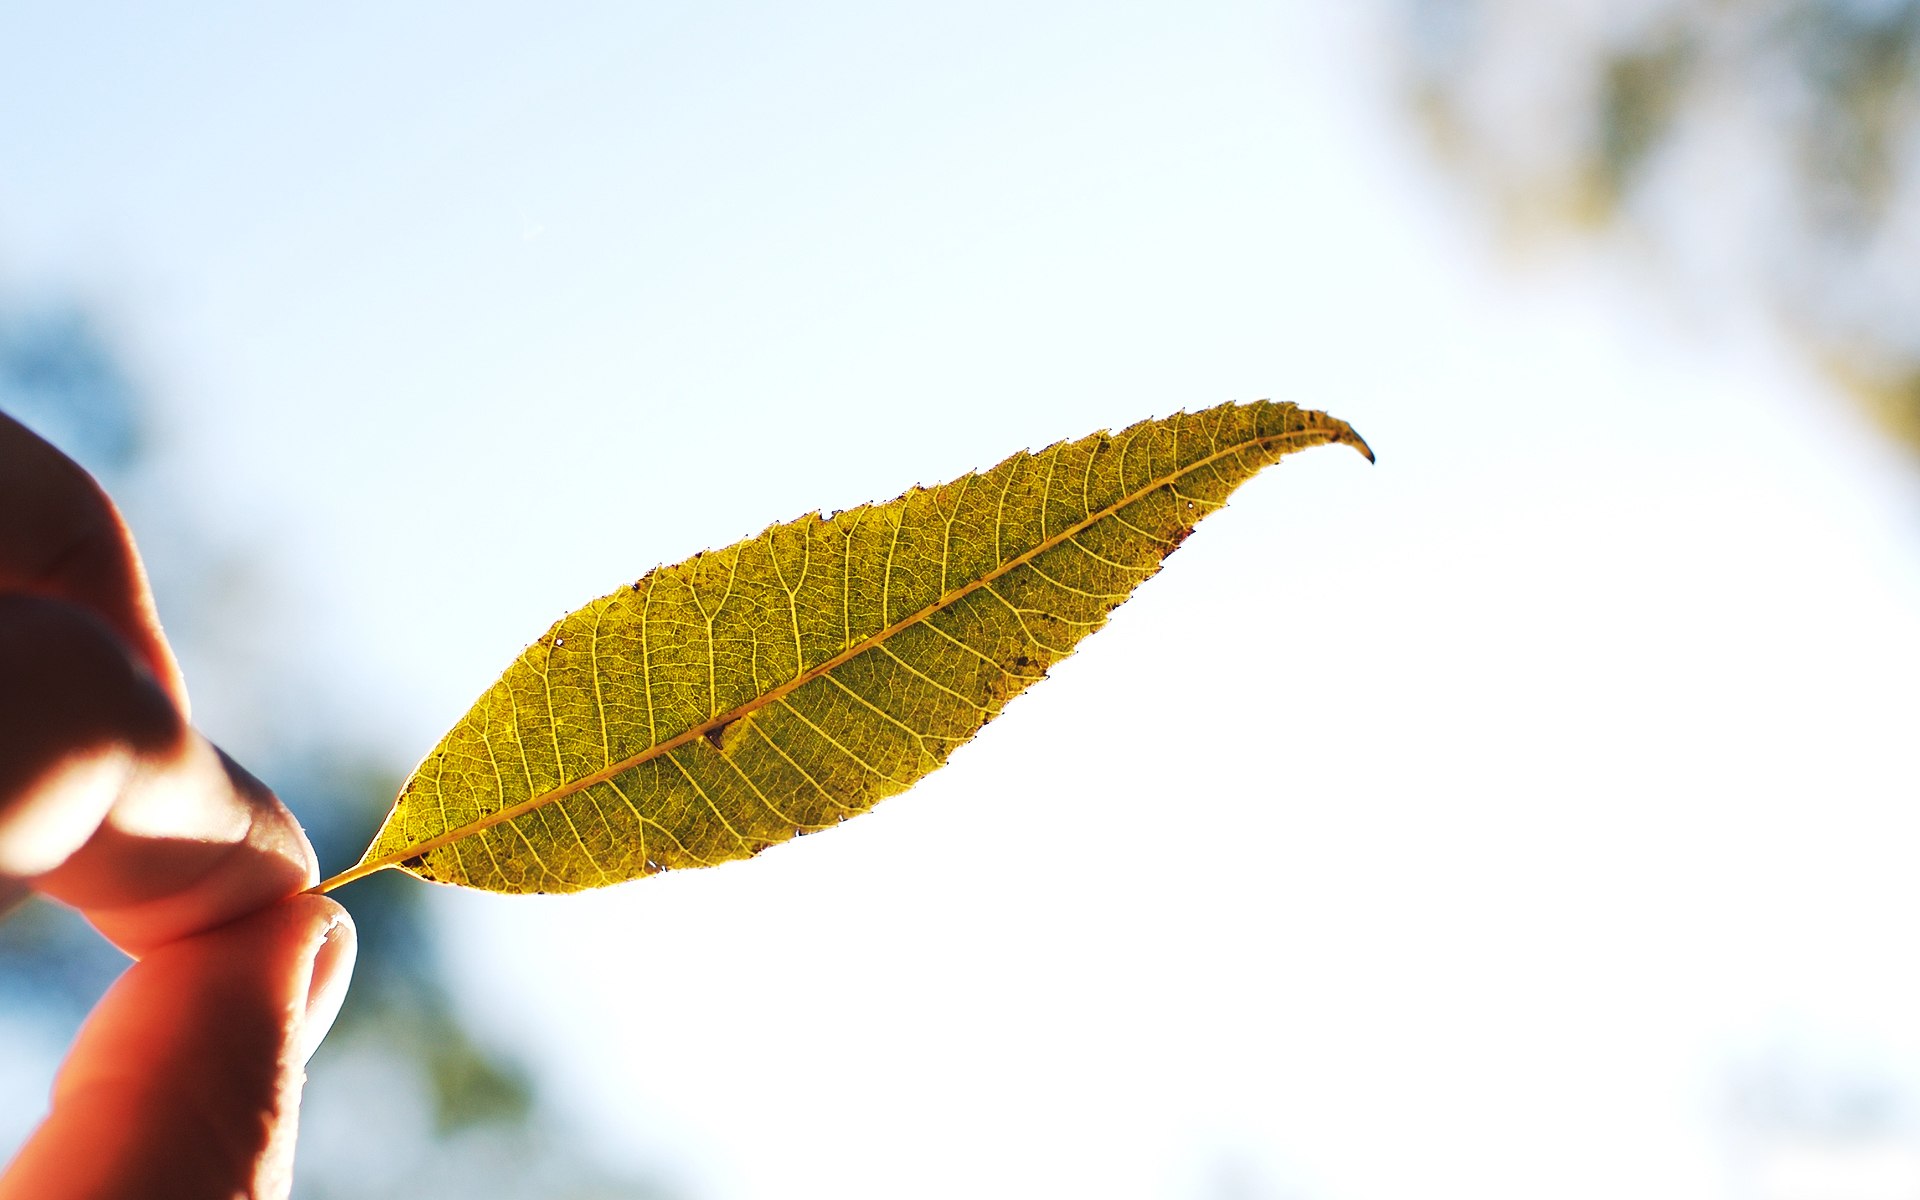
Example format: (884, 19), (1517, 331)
(319, 401), (1371, 895)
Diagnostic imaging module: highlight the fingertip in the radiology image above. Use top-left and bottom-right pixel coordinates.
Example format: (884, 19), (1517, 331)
(9, 633), (323, 953)
(38, 747), (321, 957)
(218, 749), (319, 891)
(297, 900), (356, 1065)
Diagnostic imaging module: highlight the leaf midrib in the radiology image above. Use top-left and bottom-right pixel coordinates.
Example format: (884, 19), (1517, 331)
(315, 426), (1337, 893)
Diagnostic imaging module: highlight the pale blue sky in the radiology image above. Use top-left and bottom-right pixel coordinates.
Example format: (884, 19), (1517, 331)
(4, 4), (1918, 1198)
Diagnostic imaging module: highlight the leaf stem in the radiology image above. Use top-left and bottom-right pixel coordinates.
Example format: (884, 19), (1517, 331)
(309, 860), (389, 895)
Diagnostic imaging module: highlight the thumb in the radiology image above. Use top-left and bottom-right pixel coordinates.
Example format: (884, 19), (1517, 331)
(0, 895), (356, 1200)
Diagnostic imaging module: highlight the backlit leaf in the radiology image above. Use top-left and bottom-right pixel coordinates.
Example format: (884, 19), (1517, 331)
(320, 401), (1371, 895)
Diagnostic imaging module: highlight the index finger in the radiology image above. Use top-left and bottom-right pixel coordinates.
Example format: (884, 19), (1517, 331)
(0, 416), (314, 954)
(0, 411), (188, 712)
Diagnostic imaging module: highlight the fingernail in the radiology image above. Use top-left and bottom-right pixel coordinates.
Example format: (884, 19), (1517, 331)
(298, 914), (357, 1065)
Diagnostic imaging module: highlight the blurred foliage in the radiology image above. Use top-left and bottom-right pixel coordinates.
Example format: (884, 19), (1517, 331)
(1400, 0), (1920, 453)
(0, 309), (142, 472)
(0, 304), (684, 1199)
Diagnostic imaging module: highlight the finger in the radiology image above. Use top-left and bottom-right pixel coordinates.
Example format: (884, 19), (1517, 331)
(0, 596), (315, 957)
(0, 411), (187, 712)
(0, 895), (356, 1200)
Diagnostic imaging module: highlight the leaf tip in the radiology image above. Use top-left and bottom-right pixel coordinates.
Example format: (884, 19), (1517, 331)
(1334, 422), (1375, 464)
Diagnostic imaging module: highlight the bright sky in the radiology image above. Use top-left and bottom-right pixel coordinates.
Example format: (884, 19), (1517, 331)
(4, 4), (1918, 1199)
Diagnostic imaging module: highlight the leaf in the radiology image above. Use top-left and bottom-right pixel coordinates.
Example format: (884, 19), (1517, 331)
(319, 401), (1371, 895)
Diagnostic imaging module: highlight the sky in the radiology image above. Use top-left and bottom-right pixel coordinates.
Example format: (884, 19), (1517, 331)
(4, 3), (1919, 1198)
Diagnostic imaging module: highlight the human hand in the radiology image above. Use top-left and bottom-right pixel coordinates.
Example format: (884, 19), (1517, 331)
(0, 412), (354, 1199)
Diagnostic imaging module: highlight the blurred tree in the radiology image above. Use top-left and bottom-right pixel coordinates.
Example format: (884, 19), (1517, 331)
(0, 302), (685, 1199)
(1397, 0), (1920, 452)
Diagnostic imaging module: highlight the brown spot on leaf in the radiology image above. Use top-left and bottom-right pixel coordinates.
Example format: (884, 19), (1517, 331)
(704, 717), (738, 751)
